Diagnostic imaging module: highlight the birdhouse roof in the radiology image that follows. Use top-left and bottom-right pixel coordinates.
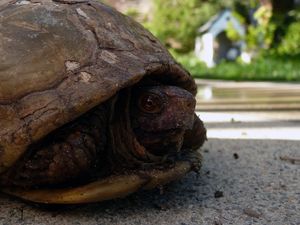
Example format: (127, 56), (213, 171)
(198, 9), (245, 37)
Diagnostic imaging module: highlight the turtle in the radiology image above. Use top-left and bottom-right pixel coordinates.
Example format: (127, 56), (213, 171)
(0, 0), (207, 204)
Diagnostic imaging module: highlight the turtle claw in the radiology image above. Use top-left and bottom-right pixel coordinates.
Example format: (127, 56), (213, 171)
(179, 149), (202, 173)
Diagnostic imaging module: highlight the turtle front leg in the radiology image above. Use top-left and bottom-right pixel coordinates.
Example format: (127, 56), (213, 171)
(0, 106), (108, 188)
(164, 114), (206, 172)
(183, 114), (207, 150)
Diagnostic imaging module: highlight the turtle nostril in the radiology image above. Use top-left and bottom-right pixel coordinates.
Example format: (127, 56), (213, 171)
(186, 100), (195, 109)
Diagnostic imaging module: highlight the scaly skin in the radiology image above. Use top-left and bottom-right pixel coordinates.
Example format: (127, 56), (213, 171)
(0, 105), (109, 187)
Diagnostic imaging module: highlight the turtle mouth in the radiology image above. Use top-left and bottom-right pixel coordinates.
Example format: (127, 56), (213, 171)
(131, 128), (185, 156)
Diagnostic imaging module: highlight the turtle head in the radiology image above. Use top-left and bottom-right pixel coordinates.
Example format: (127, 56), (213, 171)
(130, 86), (196, 156)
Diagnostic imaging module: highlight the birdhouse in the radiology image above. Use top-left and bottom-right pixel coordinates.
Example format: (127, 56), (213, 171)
(195, 9), (247, 67)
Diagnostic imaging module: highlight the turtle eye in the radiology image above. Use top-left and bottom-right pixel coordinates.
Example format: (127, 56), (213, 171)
(138, 92), (164, 114)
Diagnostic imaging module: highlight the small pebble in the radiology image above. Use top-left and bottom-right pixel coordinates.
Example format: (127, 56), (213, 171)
(243, 208), (262, 218)
(214, 191), (224, 198)
(233, 153), (239, 159)
(214, 220), (223, 225)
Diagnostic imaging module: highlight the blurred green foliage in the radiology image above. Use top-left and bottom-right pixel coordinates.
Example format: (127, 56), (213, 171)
(277, 10), (300, 56)
(125, 8), (140, 19)
(246, 5), (276, 50)
(225, 12), (245, 42)
(173, 51), (300, 81)
(145, 0), (224, 52)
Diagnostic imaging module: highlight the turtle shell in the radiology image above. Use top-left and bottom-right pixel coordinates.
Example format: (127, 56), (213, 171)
(0, 0), (197, 173)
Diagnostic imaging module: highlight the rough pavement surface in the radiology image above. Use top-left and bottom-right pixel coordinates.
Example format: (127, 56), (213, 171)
(0, 137), (299, 225)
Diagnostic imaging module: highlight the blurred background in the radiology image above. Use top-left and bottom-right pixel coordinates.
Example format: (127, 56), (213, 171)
(103, 0), (300, 141)
(104, 0), (300, 82)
